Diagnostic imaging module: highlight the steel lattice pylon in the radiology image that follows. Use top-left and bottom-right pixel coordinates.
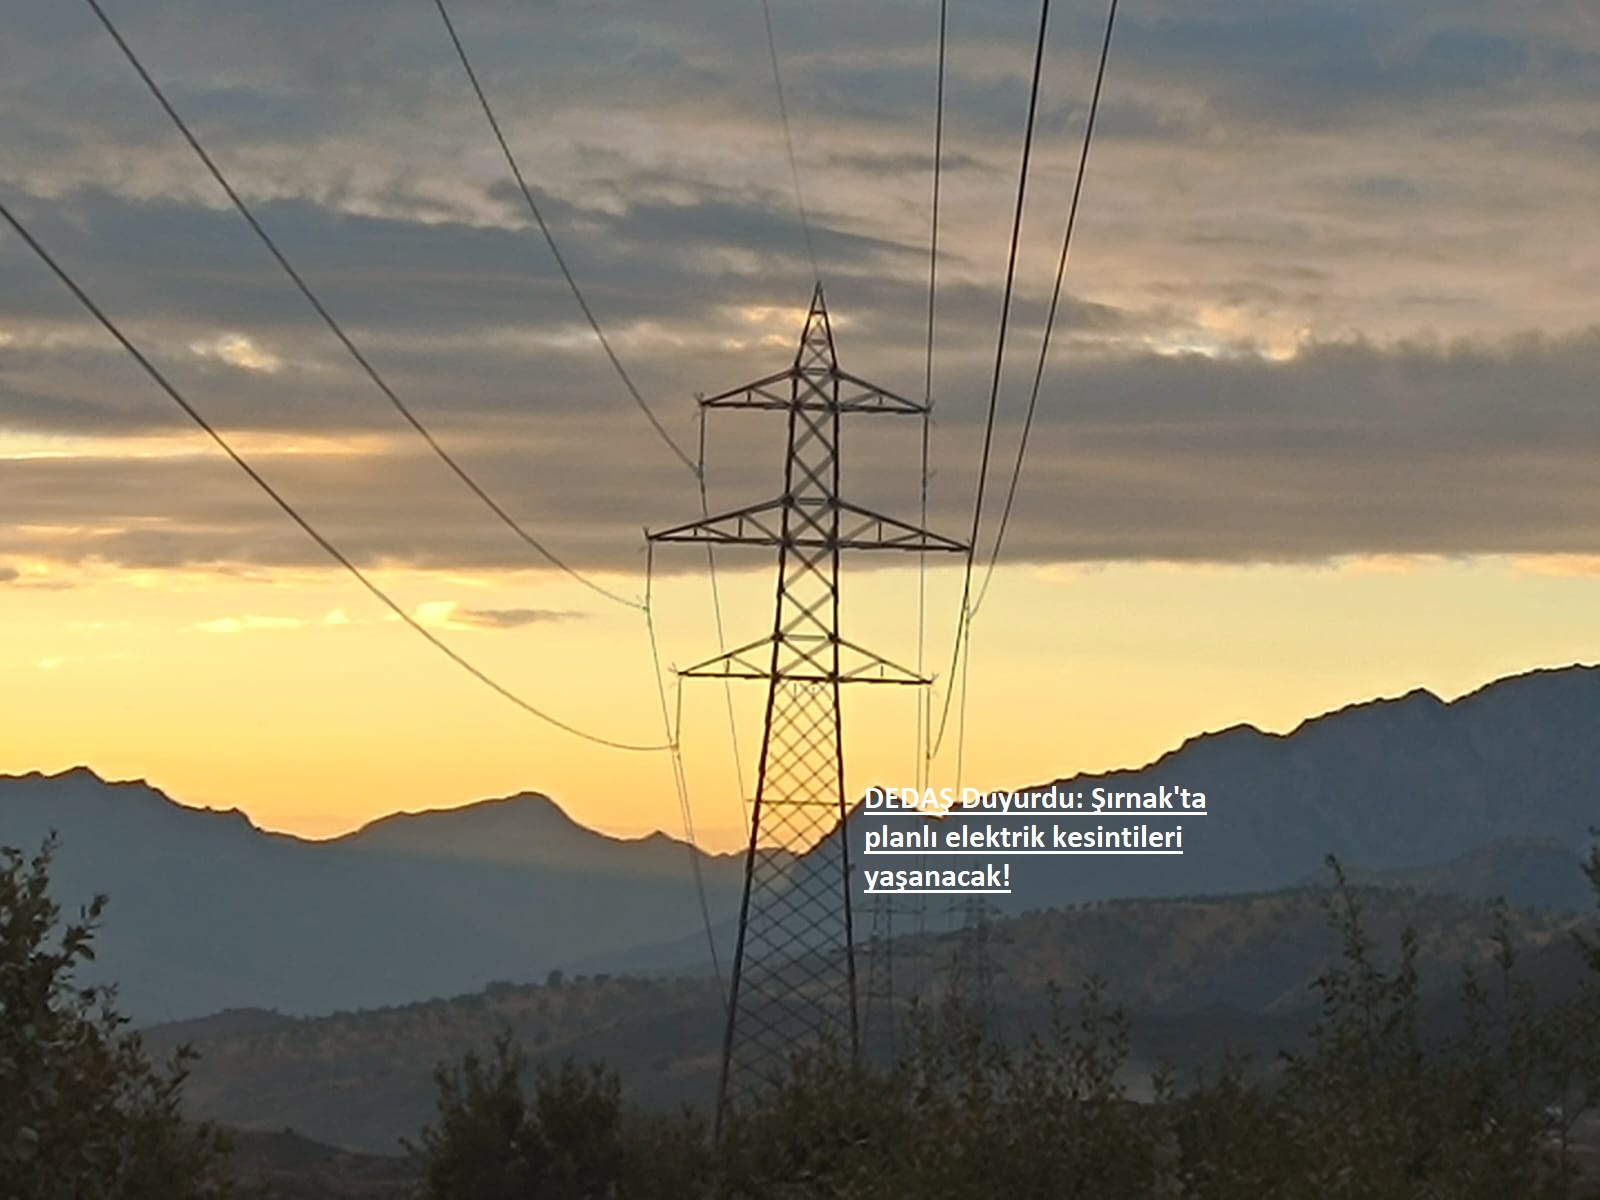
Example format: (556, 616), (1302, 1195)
(650, 286), (964, 1130)
(862, 887), (931, 1065)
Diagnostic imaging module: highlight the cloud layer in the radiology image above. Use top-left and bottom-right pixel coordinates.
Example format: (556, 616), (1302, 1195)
(4, 0), (1599, 580)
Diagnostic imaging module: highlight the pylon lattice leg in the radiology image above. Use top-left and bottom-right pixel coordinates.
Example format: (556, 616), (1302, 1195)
(720, 682), (856, 1104)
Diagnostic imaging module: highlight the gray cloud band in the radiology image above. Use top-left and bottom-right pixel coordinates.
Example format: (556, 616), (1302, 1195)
(4, 331), (1600, 574)
(3, 0), (1599, 576)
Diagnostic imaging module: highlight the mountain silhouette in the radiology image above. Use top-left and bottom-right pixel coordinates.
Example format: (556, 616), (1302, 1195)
(0, 768), (740, 1022)
(843, 663), (1600, 913)
(5, 662), (1599, 1020)
(343, 792), (719, 879)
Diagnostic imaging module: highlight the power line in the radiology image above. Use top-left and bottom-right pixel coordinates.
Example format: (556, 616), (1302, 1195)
(698, 406), (750, 827)
(930, 0), (1054, 761)
(916, 0), (948, 791)
(431, 0), (699, 477)
(974, 0), (1119, 618)
(644, 547), (727, 999)
(80, 3), (706, 961)
(759, 0), (821, 281)
(0, 196), (671, 753)
(82, 0), (640, 613)
(922, 0), (949, 418)
(878, 0), (950, 1047)
(432, 0), (740, 972)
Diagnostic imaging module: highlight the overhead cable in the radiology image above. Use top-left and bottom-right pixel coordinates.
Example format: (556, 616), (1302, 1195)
(644, 545), (728, 1000)
(433, 0), (743, 962)
(758, 0), (821, 281)
(698, 408), (750, 827)
(973, 0), (1119, 618)
(82, 0), (642, 612)
(930, 0), (1054, 762)
(431, 0), (699, 477)
(916, 0), (949, 792)
(0, 197), (670, 753)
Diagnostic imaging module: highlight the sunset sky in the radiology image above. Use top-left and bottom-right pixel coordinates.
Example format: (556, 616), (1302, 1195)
(4, 0), (1600, 850)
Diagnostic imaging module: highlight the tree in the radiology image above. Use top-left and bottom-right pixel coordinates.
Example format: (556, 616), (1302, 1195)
(0, 837), (237, 1198)
(415, 854), (1600, 1198)
(718, 988), (1163, 1200)
(1170, 862), (1578, 1199)
(408, 1032), (709, 1200)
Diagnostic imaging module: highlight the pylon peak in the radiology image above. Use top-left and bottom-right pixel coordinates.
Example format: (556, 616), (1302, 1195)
(795, 283), (837, 373)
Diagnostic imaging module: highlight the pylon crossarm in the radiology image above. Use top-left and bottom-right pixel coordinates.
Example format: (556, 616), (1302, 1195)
(835, 500), (968, 553)
(701, 368), (796, 409)
(700, 368), (927, 416)
(680, 636), (837, 683)
(648, 497), (787, 546)
(651, 497), (968, 553)
(678, 633), (774, 680)
(834, 637), (927, 685)
(833, 369), (926, 414)
(678, 633), (928, 686)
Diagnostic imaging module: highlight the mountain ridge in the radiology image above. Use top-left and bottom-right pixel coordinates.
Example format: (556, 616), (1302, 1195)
(5, 766), (719, 855)
(0, 767), (744, 1021)
(7, 660), (1600, 1020)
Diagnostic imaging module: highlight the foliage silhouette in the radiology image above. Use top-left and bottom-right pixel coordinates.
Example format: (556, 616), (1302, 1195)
(412, 853), (1600, 1198)
(0, 837), (237, 1198)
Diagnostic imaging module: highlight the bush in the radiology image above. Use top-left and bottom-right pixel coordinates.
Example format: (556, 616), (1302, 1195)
(412, 855), (1600, 1198)
(408, 1032), (709, 1199)
(0, 838), (237, 1198)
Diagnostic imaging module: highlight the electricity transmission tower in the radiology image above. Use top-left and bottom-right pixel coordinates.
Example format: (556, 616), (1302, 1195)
(862, 886), (931, 1064)
(950, 892), (1001, 1018)
(649, 285), (964, 1129)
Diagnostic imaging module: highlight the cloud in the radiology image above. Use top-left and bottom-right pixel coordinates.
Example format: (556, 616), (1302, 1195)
(187, 332), (283, 374)
(0, 562), (73, 589)
(1331, 554), (1455, 576)
(450, 606), (584, 630)
(412, 600), (581, 631)
(3, 1), (1600, 577)
(6, 327), (1600, 572)
(191, 614), (308, 634)
(1509, 555), (1600, 579)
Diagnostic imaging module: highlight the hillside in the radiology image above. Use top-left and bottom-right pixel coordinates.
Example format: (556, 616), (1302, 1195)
(839, 664), (1600, 917)
(145, 884), (1586, 1153)
(0, 768), (742, 1022)
(8, 662), (1600, 1020)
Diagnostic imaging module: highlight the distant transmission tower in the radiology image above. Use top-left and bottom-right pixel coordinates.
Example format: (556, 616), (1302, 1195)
(649, 286), (964, 1130)
(862, 887), (930, 1064)
(950, 892), (1000, 1020)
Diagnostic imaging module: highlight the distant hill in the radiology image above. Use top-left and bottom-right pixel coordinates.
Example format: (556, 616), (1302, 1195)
(342, 794), (758, 880)
(0, 768), (742, 1022)
(1308, 837), (1593, 912)
(144, 885), (1583, 1153)
(146, 972), (726, 1154)
(843, 663), (1600, 914)
(7, 662), (1600, 1019)
(615, 664), (1600, 974)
